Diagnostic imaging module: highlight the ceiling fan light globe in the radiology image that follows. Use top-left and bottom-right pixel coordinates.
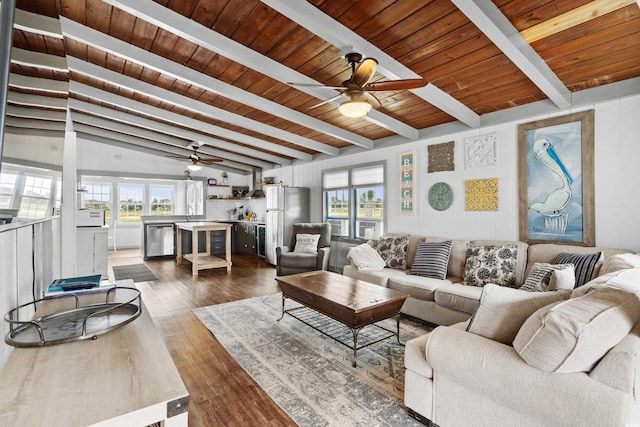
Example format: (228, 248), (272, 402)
(187, 163), (202, 171)
(338, 99), (371, 118)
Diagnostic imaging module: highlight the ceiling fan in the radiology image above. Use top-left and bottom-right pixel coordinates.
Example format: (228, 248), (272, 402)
(288, 52), (427, 118)
(166, 143), (222, 171)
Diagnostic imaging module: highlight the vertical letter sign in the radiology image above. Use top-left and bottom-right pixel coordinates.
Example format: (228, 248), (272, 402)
(400, 150), (416, 215)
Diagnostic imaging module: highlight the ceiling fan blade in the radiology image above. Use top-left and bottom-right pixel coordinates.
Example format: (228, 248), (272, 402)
(199, 158), (224, 164)
(363, 92), (381, 109)
(308, 93), (346, 109)
(287, 82), (344, 90)
(165, 154), (188, 159)
(350, 58), (378, 86)
(365, 78), (427, 91)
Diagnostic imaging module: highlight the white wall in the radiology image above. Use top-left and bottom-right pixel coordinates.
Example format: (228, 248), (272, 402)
(270, 94), (640, 252)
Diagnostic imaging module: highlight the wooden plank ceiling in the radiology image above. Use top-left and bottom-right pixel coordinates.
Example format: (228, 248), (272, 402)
(7, 0), (640, 174)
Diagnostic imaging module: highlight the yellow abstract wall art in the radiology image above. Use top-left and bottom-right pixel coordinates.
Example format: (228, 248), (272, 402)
(465, 178), (499, 211)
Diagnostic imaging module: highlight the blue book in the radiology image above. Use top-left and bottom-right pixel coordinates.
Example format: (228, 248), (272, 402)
(48, 274), (102, 292)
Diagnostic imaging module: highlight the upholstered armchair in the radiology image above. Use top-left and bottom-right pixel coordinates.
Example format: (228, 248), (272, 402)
(276, 223), (332, 276)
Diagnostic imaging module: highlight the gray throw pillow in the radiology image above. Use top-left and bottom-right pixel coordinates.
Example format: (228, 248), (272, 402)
(409, 240), (452, 279)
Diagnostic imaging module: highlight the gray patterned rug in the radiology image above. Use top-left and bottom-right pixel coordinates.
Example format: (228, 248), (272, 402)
(112, 264), (157, 282)
(193, 293), (432, 426)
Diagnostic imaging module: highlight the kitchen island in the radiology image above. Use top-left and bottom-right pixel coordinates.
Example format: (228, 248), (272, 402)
(175, 222), (232, 276)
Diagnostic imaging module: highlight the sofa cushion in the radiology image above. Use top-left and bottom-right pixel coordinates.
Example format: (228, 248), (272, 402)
(600, 253), (640, 276)
(514, 270), (640, 373)
(554, 251), (603, 288)
(293, 234), (320, 254)
(424, 237), (470, 279)
(409, 240), (452, 279)
(347, 243), (386, 271)
(466, 284), (571, 345)
(373, 233), (410, 269)
(278, 252), (319, 268)
(388, 274), (454, 302)
(434, 283), (483, 314)
(342, 265), (406, 287)
(463, 244), (519, 287)
(520, 263), (575, 292)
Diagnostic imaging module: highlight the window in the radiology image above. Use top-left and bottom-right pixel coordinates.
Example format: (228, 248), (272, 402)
(322, 163), (385, 239)
(19, 175), (52, 219)
(150, 185), (174, 216)
(0, 171), (17, 209)
(84, 183), (112, 223)
(119, 184), (144, 223)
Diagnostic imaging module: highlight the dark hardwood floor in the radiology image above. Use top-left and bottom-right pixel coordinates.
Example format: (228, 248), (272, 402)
(108, 249), (296, 427)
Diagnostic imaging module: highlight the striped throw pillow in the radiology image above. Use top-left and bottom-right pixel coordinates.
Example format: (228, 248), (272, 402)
(409, 240), (452, 279)
(553, 252), (603, 288)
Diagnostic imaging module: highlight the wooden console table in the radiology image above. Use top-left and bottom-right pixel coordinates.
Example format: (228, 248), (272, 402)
(175, 221), (232, 276)
(0, 280), (189, 426)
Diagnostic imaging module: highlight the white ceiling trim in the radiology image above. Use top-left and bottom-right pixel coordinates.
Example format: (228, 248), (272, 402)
(71, 120), (255, 173)
(452, 0), (572, 109)
(68, 81), (304, 163)
(59, 17), (372, 150)
(67, 57), (339, 157)
(102, 0), (418, 141)
(68, 106), (276, 170)
(13, 8), (62, 39)
(8, 73), (68, 94)
(8, 91), (67, 109)
(10, 47), (68, 72)
(261, 0), (481, 128)
(6, 116), (66, 131)
(6, 105), (66, 121)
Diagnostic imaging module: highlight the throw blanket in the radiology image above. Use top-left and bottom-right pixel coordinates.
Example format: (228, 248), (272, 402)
(348, 243), (386, 270)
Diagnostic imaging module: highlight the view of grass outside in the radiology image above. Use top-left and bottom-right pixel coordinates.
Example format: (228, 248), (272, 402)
(119, 184), (144, 223)
(150, 186), (174, 216)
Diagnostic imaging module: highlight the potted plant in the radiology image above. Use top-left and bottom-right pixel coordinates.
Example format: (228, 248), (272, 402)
(221, 171), (228, 185)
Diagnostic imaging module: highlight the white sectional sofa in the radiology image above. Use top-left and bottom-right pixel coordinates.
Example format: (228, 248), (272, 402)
(343, 234), (631, 325)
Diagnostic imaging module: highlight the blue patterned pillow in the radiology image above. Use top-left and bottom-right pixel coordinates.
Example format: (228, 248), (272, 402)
(463, 244), (519, 287)
(410, 240), (452, 279)
(554, 252), (603, 288)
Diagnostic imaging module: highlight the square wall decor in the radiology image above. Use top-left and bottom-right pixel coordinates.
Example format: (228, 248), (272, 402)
(427, 141), (455, 173)
(465, 178), (499, 211)
(464, 133), (497, 169)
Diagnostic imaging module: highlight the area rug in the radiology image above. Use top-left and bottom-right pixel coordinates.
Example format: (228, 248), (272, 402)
(193, 293), (432, 426)
(112, 264), (157, 282)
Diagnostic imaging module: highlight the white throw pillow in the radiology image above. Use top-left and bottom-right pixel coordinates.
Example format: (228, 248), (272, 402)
(347, 243), (386, 271)
(466, 283), (571, 345)
(514, 274), (640, 373)
(293, 234), (320, 254)
(520, 263), (575, 292)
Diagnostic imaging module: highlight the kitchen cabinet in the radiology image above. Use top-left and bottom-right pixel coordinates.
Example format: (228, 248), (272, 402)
(210, 229), (228, 255)
(235, 222), (256, 254)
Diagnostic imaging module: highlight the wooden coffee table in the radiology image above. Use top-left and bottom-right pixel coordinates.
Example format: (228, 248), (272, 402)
(275, 270), (409, 367)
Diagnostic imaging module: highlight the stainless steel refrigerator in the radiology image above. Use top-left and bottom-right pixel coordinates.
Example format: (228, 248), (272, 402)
(265, 186), (310, 265)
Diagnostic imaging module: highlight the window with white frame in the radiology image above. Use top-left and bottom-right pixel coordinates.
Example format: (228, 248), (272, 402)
(0, 170), (17, 209)
(19, 175), (52, 218)
(322, 163), (385, 239)
(84, 183), (112, 223)
(118, 184), (144, 223)
(150, 185), (174, 216)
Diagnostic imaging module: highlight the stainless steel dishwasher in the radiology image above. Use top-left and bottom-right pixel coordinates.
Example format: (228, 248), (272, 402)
(144, 223), (176, 259)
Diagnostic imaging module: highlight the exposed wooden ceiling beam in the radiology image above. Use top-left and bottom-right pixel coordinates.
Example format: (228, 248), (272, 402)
(452, 0), (572, 109)
(67, 106), (276, 170)
(68, 81), (303, 163)
(261, 0), (481, 128)
(71, 120), (255, 173)
(10, 47), (67, 72)
(67, 57), (336, 158)
(13, 8), (62, 39)
(8, 91), (67, 109)
(102, 0), (417, 141)
(60, 17), (370, 151)
(8, 73), (68, 94)
(67, 88), (294, 166)
(520, 0), (637, 43)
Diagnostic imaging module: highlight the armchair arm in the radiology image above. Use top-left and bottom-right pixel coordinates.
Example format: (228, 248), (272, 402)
(316, 247), (330, 271)
(276, 246), (291, 257)
(426, 326), (635, 425)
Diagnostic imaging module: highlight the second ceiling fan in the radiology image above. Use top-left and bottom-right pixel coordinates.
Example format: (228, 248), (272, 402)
(166, 143), (222, 171)
(289, 52), (427, 118)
